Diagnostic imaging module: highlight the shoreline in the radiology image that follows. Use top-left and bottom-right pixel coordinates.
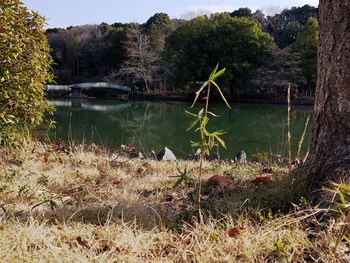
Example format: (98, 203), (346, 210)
(47, 93), (315, 106)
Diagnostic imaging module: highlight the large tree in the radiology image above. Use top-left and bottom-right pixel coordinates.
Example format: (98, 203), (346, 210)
(304, 0), (350, 183)
(165, 14), (273, 95)
(0, 0), (53, 145)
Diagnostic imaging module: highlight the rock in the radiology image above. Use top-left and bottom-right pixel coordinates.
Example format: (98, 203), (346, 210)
(207, 174), (231, 187)
(157, 147), (176, 161)
(234, 151), (247, 163)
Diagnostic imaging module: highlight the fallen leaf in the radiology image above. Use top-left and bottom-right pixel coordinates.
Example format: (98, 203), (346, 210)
(254, 177), (273, 183)
(111, 179), (122, 185)
(208, 175), (231, 186)
(228, 227), (244, 237)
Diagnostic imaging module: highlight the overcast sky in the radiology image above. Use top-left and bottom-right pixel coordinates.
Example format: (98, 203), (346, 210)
(22, 0), (319, 28)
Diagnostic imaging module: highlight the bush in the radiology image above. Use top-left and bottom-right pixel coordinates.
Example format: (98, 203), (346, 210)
(0, 0), (53, 145)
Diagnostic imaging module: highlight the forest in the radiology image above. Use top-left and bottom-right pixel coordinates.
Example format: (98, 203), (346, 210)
(47, 5), (319, 99)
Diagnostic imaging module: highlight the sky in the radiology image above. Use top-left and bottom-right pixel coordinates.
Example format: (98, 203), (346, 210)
(21, 0), (319, 29)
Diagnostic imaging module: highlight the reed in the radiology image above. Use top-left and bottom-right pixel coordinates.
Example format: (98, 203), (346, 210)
(296, 115), (310, 161)
(287, 83), (292, 172)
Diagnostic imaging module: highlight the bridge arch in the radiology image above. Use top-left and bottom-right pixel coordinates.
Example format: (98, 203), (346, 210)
(45, 82), (131, 98)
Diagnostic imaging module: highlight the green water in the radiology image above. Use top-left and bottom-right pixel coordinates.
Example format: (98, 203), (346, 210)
(44, 99), (313, 159)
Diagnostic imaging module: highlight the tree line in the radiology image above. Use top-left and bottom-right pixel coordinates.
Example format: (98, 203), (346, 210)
(47, 5), (319, 98)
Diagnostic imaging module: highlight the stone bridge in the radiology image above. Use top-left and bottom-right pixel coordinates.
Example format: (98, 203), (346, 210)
(45, 82), (131, 97)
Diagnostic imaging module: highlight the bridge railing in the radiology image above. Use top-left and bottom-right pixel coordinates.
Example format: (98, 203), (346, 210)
(44, 82), (131, 92)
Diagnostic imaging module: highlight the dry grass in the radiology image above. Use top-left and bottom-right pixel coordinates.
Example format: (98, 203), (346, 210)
(0, 141), (349, 262)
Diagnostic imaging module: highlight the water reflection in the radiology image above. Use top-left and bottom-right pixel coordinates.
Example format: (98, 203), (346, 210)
(45, 99), (313, 159)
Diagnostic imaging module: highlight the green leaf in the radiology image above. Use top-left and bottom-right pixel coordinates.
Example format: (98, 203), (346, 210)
(209, 64), (219, 80)
(203, 128), (211, 136)
(202, 116), (209, 127)
(211, 68), (226, 81)
(343, 235), (350, 245)
(214, 134), (227, 149)
(211, 80), (231, 109)
(185, 110), (198, 117)
(191, 141), (201, 147)
(212, 130), (225, 136)
(339, 192), (347, 208)
(173, 177), (184, 188)
(336, 184), (350, 193)
(208, 136), (215, 149)
(191, 81), (208, 108)
(187, 117), (199, 131)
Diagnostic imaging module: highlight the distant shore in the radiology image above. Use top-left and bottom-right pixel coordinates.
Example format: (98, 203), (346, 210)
(129, 93), (315, 106)
(47, 92), (314, 106)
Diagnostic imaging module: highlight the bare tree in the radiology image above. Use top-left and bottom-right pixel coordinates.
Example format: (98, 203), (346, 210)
(117, 25), (159, 92)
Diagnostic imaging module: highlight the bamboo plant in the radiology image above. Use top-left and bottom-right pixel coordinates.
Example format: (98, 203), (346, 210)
(186, 64), (231, 222)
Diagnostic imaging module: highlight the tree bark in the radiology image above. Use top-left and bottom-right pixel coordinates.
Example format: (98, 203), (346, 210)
(303, 0), (350, 183)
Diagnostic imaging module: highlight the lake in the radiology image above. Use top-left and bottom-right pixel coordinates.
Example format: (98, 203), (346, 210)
(43, 99), (313, 160)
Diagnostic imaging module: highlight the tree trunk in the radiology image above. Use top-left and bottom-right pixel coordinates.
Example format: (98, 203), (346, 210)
(303, 0), (350, 183)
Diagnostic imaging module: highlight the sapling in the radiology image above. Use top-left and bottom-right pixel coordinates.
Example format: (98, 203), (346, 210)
(186, 64), (231, 222)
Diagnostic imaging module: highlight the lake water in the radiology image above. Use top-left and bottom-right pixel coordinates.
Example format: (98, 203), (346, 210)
(44, 99), (313, 160)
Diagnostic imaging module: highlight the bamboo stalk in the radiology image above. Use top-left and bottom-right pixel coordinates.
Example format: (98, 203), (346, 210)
(197, 83), (211, 224)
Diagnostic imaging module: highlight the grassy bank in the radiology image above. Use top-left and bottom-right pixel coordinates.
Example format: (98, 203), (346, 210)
(0, 141), (348, 262)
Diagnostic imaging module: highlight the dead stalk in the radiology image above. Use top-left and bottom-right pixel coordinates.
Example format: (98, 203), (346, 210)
(287, 83), (292, 172)
(296, 115), (310, 160)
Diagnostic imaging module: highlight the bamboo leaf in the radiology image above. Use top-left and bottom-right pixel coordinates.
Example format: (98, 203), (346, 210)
(194, 127), (201, 132)
(343, 235), (350, 245)
(185, 110), (198, 117)
(211, 80), (231, 109)
(336, 183), (350, 193)
(209, 136), (215, 149)
(214, 134), (227, 149)
(191, 141), (201, 147)
(211, 68), (226, 81)
(212, 130), (225, 136)
(202, 116), (209, 127)
(339, 191), (347, 208)
(209, 64), (219, 80)
(187, 117), (199, 131)
(203, 128), (211, 136)
(207, 111), (219, 117)
(173, 178), (184, 188)
(191, 81), (208, 108)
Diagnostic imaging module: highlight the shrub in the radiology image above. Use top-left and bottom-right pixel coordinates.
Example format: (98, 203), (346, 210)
(0, 0), (53, 145)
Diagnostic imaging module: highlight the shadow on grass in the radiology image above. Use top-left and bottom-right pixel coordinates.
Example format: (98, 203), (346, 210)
(1, 163), (310, 230)
(200, 172), (310, 220)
